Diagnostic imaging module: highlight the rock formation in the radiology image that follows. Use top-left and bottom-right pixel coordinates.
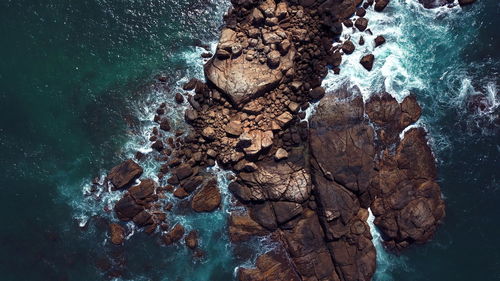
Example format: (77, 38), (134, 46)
(87, 0), (449, 280)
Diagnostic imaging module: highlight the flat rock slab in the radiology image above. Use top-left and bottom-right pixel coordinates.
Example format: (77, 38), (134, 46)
(205, 29), (295, 107)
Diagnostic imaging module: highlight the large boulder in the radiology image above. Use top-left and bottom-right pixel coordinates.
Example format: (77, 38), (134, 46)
(107, 159), (143, 190)
(205, 28), (295, 106)
(371, 128), (445, 250)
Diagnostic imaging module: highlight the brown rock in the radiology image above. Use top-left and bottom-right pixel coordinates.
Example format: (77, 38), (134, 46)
(185, 230), (198, 249)
(374, 35), (386, 47)
(225, 120), (244, 136)
(191, 180), (221, 212)
(374, 0), (390, 11)
(360, 54), (374, 71)
(228, 213), (268, 242)
(355, 17), (368, 31)
(342, 40), (355, 54)
(274, 148), (288, 160)
(163, 224), (185, 245)
(107, 159), (143, 190)
(109, 223), (126, 245)
(173, 187), (189, 199)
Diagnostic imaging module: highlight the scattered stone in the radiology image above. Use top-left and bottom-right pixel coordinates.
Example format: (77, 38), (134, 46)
(375, 0), (390, 11)
(175, 93), (184, 103)
(309, 86), (326, 100)
(225, 121), (244, 136)
(374, 35), (386, 47)
(360, 54), (375, 71)
(342, 40), (355, 54)
(355, 17), (368, 31)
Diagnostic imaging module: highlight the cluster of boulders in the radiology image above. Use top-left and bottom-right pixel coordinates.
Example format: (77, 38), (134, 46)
(87, 0), (449, 280)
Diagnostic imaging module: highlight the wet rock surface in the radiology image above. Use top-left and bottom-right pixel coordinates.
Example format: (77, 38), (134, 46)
(88, 0), (447, 280)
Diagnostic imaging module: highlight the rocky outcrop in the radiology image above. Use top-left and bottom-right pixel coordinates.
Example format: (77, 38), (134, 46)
(370, 128), (445, 250)
(89, 0), (446, 279)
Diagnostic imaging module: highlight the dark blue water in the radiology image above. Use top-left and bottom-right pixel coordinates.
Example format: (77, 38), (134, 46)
(0, 0), (498, 280)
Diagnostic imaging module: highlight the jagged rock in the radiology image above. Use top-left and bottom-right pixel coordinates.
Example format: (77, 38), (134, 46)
(174, 164), (193, 181)
(360, 54), (374, 71)
(163, 224), (185, 245)
(109, 223), (126, 245)
(191, 180), (221, 212)
(275, 2), (288, 18)
(309, 88), (375, 198)
(107, 159), (143, 190)
(115, 194), (143, 221)
(128, 179), (155, 203)
(243, 130), (273, 155)
(228, 212), (269, 242)
(251, 8), (264, 24)
(132, 210), (153, 227)
(371, 128), (445, 250)
(160, 118), (171, 131)
(365, 93), (421, 145)
(276, 112), (293, 127)
(237, 249), (301, 281)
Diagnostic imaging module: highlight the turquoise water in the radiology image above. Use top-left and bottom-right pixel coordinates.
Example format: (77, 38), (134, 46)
(0, 0), (498, 280)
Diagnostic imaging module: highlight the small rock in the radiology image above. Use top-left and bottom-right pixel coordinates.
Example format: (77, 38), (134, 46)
(374, 35), (386, 47)
(202, 127), (216, 141)
(109, 223), (126, 245)
(185, 230), (198, 249)
(107, 159), (143, 190)
(173, 188), (189, 199)
(355, 17), (368, 31)
(360, 54), (375, 71)
(175, 93), (184, 104)
(163, 224), (185, 245)
(267, 50), (281, 68)
(309, 86), (326, 100)
(275, 148), (288, 161)
(356, 7), (367, 17)
(342, 40), (355, 54)
(225, 121), (244, 137)
(375, 0), (390, 11)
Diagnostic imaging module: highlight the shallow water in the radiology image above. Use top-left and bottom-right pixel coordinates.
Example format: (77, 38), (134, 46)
(0, 0), (498, 280)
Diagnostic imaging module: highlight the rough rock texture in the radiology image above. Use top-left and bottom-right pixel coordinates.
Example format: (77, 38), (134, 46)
(205, 28), (296, 106)
(107, 159), (143, 190)
(109, 223), (126, 245)
(191, 179), (222, 212)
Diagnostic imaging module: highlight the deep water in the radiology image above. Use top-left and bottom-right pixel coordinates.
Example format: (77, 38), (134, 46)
(0, 0), (498, 281)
